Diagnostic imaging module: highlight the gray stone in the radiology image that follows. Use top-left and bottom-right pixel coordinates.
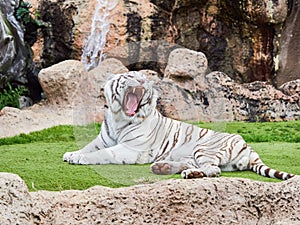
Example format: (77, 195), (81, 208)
(0, 0), (36, 89)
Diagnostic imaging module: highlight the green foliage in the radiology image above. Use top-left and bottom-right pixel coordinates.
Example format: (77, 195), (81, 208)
(15, 1), (32, 23)
(0, 121), (299, 191)
(15, 0), (42, 26)
(0, 83), (28, 110)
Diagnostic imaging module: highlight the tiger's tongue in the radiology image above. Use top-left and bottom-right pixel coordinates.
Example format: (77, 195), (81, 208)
(126, 93), (138, 116)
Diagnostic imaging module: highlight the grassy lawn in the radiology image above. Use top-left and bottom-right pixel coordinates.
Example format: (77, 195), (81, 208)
(0, 121), (299, 191)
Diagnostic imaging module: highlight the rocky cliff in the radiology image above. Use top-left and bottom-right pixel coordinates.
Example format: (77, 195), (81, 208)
(26, 0), (300, 85)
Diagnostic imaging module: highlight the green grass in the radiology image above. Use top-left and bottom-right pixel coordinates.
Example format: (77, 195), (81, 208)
(0, 121), (299, 191)
(197, 120), (300, 142)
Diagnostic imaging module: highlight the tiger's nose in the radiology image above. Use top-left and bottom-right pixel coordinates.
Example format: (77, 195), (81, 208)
(137, 79), (145, 84)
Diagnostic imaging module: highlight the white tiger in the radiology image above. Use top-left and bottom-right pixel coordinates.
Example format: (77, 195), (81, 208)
(63, 71), (295, 180)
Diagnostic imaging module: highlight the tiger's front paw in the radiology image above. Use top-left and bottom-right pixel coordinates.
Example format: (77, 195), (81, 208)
(63, 152), (73, 162)
(68, 153), (89, 165)
(181, 169), (206, 179)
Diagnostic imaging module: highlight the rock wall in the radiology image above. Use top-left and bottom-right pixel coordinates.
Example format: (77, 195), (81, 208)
(276, 0), (300, 85)
(26, 0), (300, 85)
(0, 172), (299, 224)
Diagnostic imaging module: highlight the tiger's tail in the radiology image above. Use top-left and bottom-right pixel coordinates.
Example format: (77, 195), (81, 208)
(251, 163), (295, 180)
(249, 151), (295, 180)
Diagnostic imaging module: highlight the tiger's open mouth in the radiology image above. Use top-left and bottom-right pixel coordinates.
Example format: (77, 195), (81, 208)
(123, 86), (145, 116)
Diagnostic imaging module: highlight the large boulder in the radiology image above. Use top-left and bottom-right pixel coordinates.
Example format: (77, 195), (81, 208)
(38, 60), (87, 105)
(0, 172), (299, 224)
(0, 60), (87, 138)
(164, 48), (208, 91)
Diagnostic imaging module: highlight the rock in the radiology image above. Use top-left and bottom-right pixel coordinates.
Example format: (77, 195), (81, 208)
(88, 58), (129, 85)
(164, 48), (208, 91)
(0, 172), (299, 224)
(30, 177), (300, 224)
(164, 48), (207, 85)
(156, 49), (300, 122)
(279, 79), (300, 97)
(34, 0), (78, 68)
(0, 60), (86, 138)
(151, 68), (300, 123)
(38, 57), (128, 108)
(19, 96), (33, 109)
(38, 60), (87, 106)
(0, 173), (33, 225)
(155, 80), (202, 121)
